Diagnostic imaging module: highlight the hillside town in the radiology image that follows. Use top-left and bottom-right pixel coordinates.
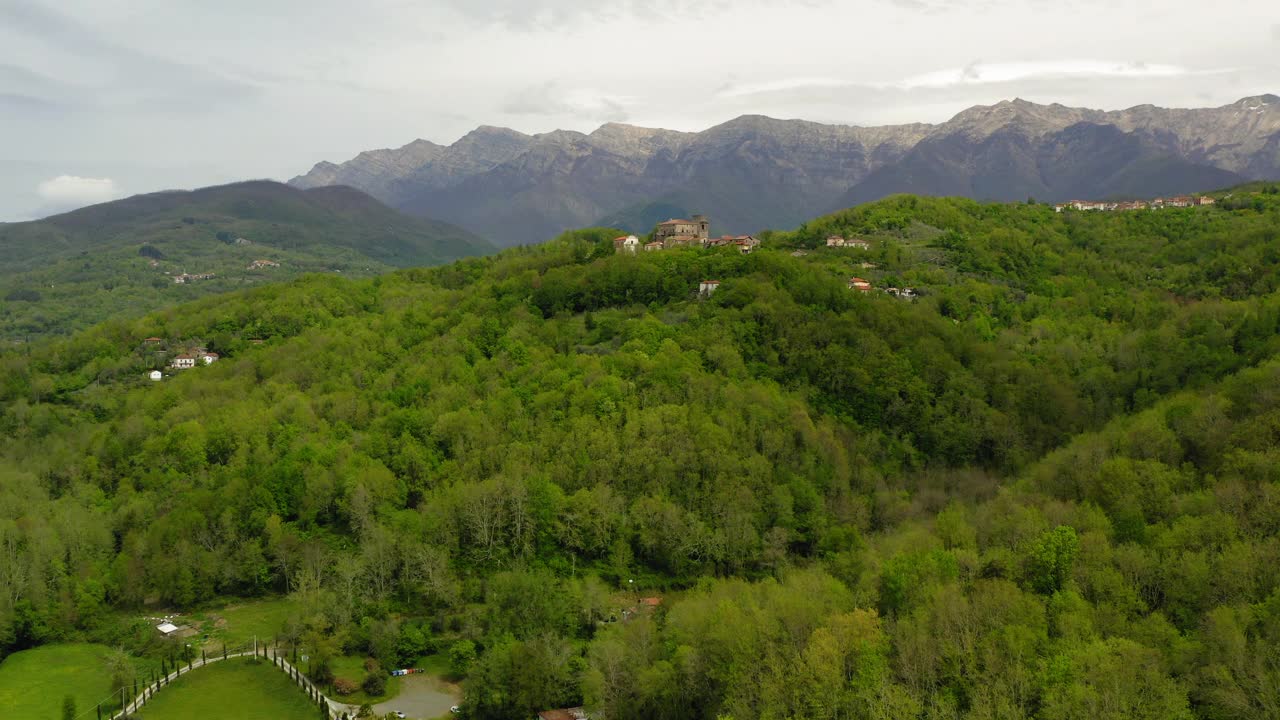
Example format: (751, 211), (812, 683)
(1054, 195), (1216, 212)
(614, 215), (760, 255)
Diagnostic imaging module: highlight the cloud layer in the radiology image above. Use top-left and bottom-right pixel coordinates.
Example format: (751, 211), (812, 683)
(36, 176), (123, 211)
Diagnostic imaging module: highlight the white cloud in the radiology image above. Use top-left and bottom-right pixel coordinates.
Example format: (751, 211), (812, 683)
(36, 175), (123, 209)
(893, 61), (1195, 89)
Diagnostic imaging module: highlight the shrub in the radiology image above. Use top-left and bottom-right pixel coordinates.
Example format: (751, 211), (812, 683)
(361, 671), (386, 696)
(333, 678), (358, 696)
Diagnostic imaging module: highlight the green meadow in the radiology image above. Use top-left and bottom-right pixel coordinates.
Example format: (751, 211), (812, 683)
(133, 658), (316, 720)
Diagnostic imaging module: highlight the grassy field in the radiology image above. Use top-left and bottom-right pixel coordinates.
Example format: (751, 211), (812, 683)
(190, 597), (301, 648)
(0, 643), (129, 720)
(134, 658), (317, 720)
(329, 654), (401, 705)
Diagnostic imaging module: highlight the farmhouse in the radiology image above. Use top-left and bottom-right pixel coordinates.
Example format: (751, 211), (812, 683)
(847, 277), (872, 293)
(613, 235), (641, 254)
(826, 235), (869, 249)
(170, 349), (219, 370)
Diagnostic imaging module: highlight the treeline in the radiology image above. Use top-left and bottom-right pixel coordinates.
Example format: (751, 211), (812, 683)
(2, 190), (1280, 718)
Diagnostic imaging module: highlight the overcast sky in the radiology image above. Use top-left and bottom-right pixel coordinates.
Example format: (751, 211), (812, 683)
(2, 0), (1277, 220)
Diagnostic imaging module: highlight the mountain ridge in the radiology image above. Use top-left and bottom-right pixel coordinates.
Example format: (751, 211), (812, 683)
(290, 95), (1280, 245)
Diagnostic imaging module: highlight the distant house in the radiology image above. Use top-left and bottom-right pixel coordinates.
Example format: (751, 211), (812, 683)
(847, 239), (871, 250)
(826, 235), (846, 247)
(613, 235), (640, 254)
(156, 622), (179, 636)
(847, 277), (872, 293)
(247, 259), (280, 270)
(173, 272), (215, 284)
(148, 370), (162, 382)
(1165, 196), (1193, 208)
(170, 349), (218, 370)
(143, 337), (163, 344)
(699, 280), (721, 297)
(1196, 196), (1216, 206)
(644, 241), (664, 252)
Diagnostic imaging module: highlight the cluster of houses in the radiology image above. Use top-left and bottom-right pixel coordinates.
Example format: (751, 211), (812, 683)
(247, 259), (280, 270)
(1054, 195), (1216, 213)
(614, 215), (761, 255)
(170, 349), (220, 370)
(826, 235), (872, 250)
(847, 277), (918, 299)
(172, 272), (215, 284)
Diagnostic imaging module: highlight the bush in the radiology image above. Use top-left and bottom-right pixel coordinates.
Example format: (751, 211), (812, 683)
(361, 671), (386, 696)
(448, 640), (476, 677)
(333, 678), (358, 696)
(4, 288), (41, 302)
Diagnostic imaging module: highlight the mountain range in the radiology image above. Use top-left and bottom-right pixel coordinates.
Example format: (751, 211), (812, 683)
(291, 95), (1280, 246)
(0, 181), (489, 341)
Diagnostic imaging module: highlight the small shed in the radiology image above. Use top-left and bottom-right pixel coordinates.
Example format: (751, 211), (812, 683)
(156, 622), (179, 636)
(148, 371), (162, 382)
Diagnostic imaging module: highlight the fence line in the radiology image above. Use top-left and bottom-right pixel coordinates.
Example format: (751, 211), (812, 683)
(106, 642), (355, 720)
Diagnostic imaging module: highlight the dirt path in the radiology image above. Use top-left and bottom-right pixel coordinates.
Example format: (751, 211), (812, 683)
(371, 674), (460, 719)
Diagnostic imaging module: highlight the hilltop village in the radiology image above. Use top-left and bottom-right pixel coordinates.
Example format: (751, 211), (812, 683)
(1054, 195), (1216, 212)
(613, 215), (761, 254)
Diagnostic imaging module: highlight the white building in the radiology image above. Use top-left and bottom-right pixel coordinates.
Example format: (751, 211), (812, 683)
(613, 235), (641, 254)
(699, 280), (721, 297)
(148, 370), (162, 381)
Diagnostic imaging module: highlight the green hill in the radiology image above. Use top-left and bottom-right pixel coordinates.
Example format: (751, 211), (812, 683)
(0, 181), (491, 342)
(2, 185), (1280, 719)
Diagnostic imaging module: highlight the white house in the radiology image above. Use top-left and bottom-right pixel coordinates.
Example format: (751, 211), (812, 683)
(171, 355), (197, 370)
(699, 280), (721, 297)
(201, 352), (219, 365)
(148, 371), (162, 382)
(613, 235), (641, 254)
(156, 622), (179, 636)
(826, 236), (847, 248)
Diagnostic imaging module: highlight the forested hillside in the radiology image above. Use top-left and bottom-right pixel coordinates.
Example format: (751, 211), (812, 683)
(2, 185), (1280, 719)
(0, 181), (490, 343)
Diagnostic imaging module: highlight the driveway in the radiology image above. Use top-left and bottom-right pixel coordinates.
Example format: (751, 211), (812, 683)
(370, 674), (460, 720)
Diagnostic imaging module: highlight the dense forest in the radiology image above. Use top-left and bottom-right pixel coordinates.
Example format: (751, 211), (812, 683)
(3, 185), (1280, 719)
